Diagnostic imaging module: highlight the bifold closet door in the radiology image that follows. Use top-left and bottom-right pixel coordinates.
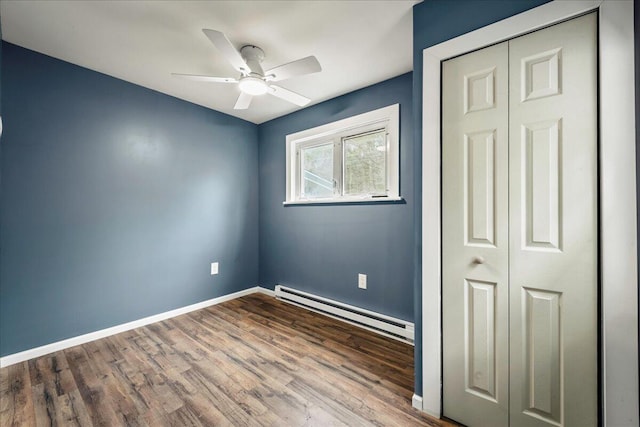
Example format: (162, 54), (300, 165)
(442, 12), (598, 427)
(508, 13), (598, 427)
(442, 41), (510, 427)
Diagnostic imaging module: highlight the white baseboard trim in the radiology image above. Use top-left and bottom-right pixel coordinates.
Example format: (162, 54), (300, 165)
(0, 286), (272, 368)
(412, 394), (424, 411)
(414, 393), (440, 418)
(254, 286), (275, 297)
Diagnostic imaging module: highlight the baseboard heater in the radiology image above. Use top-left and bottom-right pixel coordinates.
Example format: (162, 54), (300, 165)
(274, 285), (414, 344)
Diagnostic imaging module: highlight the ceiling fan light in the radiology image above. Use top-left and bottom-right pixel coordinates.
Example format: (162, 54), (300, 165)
(239, 77), (269, 96)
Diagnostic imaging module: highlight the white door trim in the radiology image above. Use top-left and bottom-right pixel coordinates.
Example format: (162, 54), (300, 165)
(421, 1), (638, 424)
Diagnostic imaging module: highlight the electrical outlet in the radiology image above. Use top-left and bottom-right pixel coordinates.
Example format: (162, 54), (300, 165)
(210, 262), (219, 275)
(358, 273), (367, 289)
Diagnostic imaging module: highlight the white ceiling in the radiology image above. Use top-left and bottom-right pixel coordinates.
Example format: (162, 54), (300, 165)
(0, 0), (417, 124)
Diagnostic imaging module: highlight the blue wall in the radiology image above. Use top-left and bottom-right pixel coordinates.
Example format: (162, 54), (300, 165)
(0, 43), (259, 356)
(258, 73), (414, 321)
(411, 0), (552, 394)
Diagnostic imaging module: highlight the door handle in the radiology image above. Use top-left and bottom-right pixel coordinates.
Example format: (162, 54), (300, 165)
(472, 256), (485, 265)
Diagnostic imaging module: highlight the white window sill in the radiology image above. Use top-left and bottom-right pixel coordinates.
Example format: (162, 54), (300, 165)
(283, 196), (404, 206)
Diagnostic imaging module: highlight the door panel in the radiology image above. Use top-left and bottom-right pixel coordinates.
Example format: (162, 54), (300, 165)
(509, 13), (597, 427)
(466, 130), (497, 246)
(522, 119), (561, 251)
(465, 279), (498, 400)
(443, 41), (509, 427)
(522, 288), (562, 424)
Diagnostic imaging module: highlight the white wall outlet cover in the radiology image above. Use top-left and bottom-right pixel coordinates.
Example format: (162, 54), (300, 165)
(210, 262), (219, 275)
(358, 273), (367, 289)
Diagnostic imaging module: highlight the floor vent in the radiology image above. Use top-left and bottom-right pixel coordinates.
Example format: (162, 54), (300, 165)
(274, 285), (414, 344)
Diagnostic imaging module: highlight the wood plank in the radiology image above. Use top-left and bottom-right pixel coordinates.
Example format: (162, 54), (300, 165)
(31, 382), (59, 427)
(0, 362), (35, 427)
(55, 390), (93, 427)
(65, 345), (126, 426)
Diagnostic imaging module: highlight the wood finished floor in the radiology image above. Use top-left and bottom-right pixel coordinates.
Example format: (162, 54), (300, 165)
(1, 293), (456, 426)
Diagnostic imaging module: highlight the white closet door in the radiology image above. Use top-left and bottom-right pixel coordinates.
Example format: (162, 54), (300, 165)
(508, 12), (598, 427)
(442, 12), (598, 427)
(442, 41), (510, 427)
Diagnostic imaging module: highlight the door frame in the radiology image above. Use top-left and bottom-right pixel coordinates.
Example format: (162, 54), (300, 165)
(420, 0), (638, 424)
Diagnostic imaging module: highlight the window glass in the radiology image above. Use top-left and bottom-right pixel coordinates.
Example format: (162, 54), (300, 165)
(301, 143), (334, 199)
(343, 129), (387, 196)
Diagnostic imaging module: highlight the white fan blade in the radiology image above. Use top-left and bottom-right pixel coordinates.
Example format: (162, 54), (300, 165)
(202, 29), (249, 73)
(172, 73), (238, 83)
(269, 85), (310, 107)
(234, 92), (253, 110)
(265, 56), (321, 82)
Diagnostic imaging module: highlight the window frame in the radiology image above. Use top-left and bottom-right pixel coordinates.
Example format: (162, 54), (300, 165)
(285, 104), (401, 205)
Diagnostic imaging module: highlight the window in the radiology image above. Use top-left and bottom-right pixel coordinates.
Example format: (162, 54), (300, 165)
(285, 104), (400, 204)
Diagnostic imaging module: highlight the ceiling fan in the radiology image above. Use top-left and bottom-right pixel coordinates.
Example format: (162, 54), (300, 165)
(173, 29), (322, 110)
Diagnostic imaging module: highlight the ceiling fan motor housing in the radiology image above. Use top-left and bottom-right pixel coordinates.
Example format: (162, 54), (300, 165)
(240, 45), (265, 76)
